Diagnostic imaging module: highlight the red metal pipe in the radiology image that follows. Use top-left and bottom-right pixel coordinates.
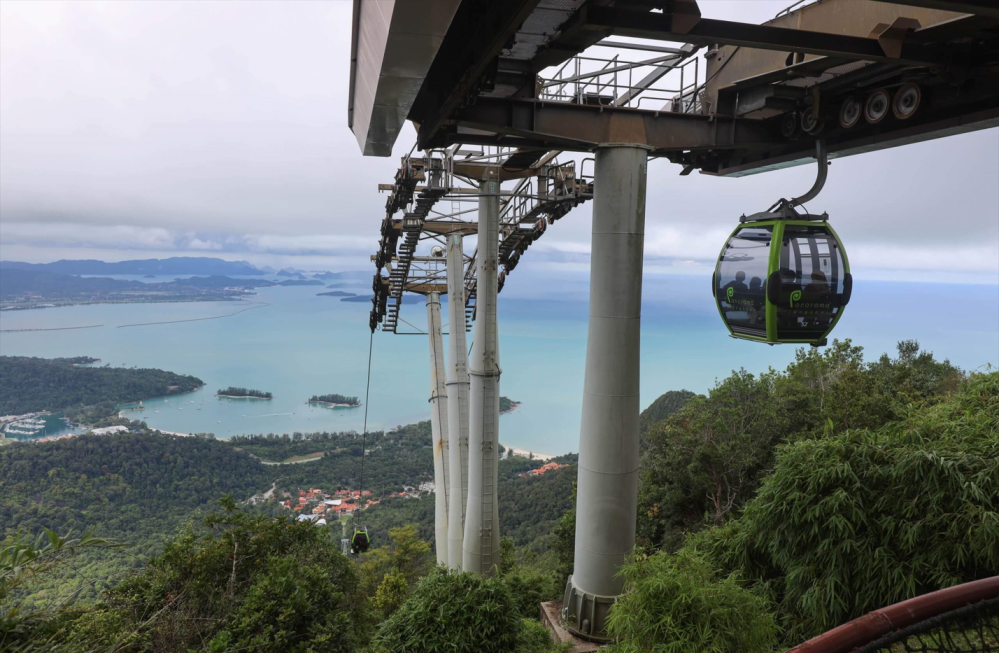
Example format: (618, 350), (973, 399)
(786, 576), (999, 653)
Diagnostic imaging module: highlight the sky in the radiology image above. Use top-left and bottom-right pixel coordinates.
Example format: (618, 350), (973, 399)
(1, 0), (997, 285)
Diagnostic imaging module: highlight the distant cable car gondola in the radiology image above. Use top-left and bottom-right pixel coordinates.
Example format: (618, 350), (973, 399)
(713, 141), (852, 346)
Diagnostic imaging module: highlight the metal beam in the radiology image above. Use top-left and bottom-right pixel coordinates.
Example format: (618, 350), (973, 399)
(446, 97), (781, 154)
(710, 104), (999, 176)
(595, 39), (687, 54)
(873, 0), (999, 18)
(585, 7), (947, 66)
(415, 0), (542, 149)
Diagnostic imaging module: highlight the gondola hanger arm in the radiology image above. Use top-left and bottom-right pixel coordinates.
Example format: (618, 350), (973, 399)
(790, 139), (828, 208)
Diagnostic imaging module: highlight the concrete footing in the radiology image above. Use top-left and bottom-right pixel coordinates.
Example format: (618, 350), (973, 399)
(540, 602), (603, 652)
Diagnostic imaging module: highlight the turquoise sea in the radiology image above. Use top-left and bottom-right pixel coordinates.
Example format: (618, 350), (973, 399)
(1, 273), (996, 455)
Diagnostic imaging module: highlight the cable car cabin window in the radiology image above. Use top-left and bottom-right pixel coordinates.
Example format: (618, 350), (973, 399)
(717, 226), (771, 337)
(777, 225), (844, 340)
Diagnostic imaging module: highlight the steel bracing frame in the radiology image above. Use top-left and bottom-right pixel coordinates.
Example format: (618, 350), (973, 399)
(369, 146), (593, 334)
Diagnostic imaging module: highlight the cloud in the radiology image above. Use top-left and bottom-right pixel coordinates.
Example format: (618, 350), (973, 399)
(0, 221), (174, 250)
(0, 0), (996, 284)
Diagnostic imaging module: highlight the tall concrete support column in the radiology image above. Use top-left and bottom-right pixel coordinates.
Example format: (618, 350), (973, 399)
(425, 292), (450, 566)
(445, 235), (470, 569)
(463, 172), (502, 575)
(563, 145), (648, 641)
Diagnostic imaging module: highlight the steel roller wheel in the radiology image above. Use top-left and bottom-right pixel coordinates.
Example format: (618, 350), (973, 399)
(864, 89), (890, 124)
(839, 96), (862, 129)
(892, 82), (921, 120)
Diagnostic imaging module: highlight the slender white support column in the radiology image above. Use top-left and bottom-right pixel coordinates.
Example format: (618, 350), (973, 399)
(445, 235), (470, 569)
(463, 172), (501, 576)
(426, 291), (450, 566)
(563, 145), (648, 641)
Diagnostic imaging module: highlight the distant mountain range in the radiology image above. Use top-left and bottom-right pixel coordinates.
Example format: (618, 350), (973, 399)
(0, 257), (266, 276)
(0, 269), (278, 300)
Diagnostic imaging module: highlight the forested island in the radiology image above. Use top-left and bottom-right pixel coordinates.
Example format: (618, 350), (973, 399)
(317, 290), (357, 297)
(3, 341), (996, 653)
(217, 387), (272, 399)
(0, 356), (203, 415)
(499, 396), (520, 414)
(309, 393), (360, 407)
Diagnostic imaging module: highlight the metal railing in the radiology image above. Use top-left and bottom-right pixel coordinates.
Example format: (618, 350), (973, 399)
(539, 49), (701, 113)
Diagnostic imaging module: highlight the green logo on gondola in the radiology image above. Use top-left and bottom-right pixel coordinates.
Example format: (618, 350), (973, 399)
(790, 290), (802, 307)
(726, 287), (734, 302)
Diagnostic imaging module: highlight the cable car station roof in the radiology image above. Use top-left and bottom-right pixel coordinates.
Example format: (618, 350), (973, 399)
(349, 0), (999, 175)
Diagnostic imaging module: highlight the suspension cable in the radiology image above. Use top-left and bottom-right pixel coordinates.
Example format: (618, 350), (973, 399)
(355, 330), (374, 522)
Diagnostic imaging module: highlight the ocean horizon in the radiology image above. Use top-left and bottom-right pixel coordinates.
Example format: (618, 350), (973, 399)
(1, 272), (996, 455)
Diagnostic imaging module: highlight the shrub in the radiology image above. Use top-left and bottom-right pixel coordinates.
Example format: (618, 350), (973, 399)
(605, 547), (777, 653)
(372, 568), (523, 653)
(702, 372), (999, 641)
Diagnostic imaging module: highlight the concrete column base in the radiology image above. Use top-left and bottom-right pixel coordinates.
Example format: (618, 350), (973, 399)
(540, 601), (602, 652)
(561, 575), (617, 642)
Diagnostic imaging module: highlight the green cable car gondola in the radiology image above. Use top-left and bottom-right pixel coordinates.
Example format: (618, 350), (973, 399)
(350, 528), (370, 555)
(712, 140), (852, 346)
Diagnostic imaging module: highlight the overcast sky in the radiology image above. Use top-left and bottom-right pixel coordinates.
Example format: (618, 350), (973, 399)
(1, 0), (996, 284)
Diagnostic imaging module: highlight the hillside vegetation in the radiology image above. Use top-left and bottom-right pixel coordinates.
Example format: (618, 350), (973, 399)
(0, 356), (203, 415)
(2, 340), (993, 653)
(0, 434), (270, 605)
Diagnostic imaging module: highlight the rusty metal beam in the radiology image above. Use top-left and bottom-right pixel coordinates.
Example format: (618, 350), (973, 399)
(873, 0), (999, 18)
(585, 7), (948, 66)
(446, 97), (780, 154)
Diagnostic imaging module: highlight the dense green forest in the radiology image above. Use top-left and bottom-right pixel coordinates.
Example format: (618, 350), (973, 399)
(0, 434), (271, 605)
(359, 452), (576, 548)
(309, 393), (360, 406)
(244, 423), (433, 496)
(0, 356), (203, 415)
(638, 389), (695, 434)
(216, 386), (272, 399)
(2, 340), (995, 653)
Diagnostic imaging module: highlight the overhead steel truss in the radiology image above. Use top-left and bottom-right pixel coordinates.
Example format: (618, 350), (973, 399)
(369, 146), (594, 334)
(398, 0), (999, 176)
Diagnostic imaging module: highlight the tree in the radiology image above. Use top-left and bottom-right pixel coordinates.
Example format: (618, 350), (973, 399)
(699, 371), (999, 642)
(79, 501), (363, 653)
(1, 529), (117, 653)
(359, 524), (433, 619)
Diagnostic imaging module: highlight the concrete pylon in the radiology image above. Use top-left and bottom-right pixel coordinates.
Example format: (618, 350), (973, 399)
(463, 172), (501, 575)
(563, 145), (648, 641)
(425, 291), (450, 566)
(445, 234), (470, 569)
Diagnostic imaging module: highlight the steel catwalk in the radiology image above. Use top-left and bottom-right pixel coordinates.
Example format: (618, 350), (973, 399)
(563, 145), (648, 641)
(463, 174), (502, 576)
(445, 235), (471, 569)
(425, 292), (450, 566)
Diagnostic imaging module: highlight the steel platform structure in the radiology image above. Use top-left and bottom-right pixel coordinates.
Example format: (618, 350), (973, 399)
(369, 146), (593, 334)
(348, 0), (998, 642)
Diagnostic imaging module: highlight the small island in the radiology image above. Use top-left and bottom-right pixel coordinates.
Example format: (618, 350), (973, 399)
(309, 393), (361, 408)
(317, 291), (357, 297)
(500, 396), (520, 414)
(217, 387), (273, 400)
